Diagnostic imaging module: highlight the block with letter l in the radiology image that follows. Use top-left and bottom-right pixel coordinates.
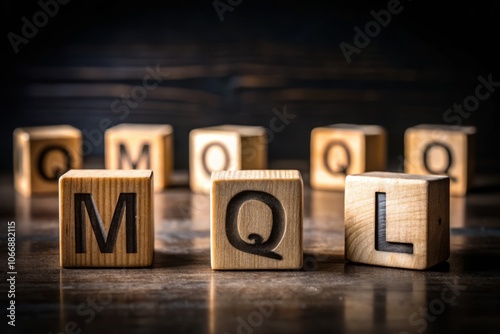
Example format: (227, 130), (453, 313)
(14, 125), (82, 197)
(310, 124), (386, 191)
(345, 172), (450, 270)
(59, 170), (153, 267)
(405, 124), (476, 196)
(105, 123), (173, 191)
(211, 170), (303, 270)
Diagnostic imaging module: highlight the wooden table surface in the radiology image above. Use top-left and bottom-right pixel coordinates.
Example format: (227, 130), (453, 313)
(1, 169), (500, 334)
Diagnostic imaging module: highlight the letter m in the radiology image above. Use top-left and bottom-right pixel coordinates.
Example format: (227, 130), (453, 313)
(74, 193), (137, 253)
(119, 143), (150, 169)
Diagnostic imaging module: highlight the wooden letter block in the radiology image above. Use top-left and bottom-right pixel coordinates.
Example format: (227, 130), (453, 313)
(13, 125), (82, 197)
(105, 123), (173, 191)
(190, 125), (267, 193)
(211, 170), (303, 270)
(59, 170), (153, 267)
(345, 172), (450, 270)
(405, 124), (476, 196)
(310, 124), (386, 191)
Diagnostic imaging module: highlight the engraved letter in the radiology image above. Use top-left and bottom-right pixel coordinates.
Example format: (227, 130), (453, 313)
(225, 191), (285, 260)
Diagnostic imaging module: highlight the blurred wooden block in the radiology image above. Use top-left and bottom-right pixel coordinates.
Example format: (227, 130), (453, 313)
(405, 124), (476, 196)
(310, 124), (386, 191)
(211, 170), (303, 270)
(190, 125), (267, 193)
(13, 125), (82, 197)
(345, 172), (450, 270)
(59, 170), (154, 267)
(105, 123), (173, 191)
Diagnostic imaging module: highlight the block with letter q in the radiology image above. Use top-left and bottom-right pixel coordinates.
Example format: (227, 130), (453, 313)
(211, 170), (303, 270)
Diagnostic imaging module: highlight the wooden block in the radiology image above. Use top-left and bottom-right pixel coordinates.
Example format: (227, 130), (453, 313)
(405, 124), (476, 196)
(211, 170), (303, 270)
(345, 172), (450, 270)
(105, 123), (173, 191)
(190, 125), (267, 193)
(59, 170), (154, 267)
(13, 125), (82, 197)
(310, 124), (386, 191)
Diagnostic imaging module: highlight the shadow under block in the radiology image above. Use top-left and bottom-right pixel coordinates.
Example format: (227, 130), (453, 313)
(105, 123), (173, 191)
(59, 170), (154, 267)
(345, 172), (450, 270)
(310, 124), (386, 191)
(190, 125), (267, 194)
(211, 170), (303, 270)
(13, 125), (82, 197)
(405, 124), (476, 196)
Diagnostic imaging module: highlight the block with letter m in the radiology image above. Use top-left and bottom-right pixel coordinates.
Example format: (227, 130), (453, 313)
(59, 170), (153, 267)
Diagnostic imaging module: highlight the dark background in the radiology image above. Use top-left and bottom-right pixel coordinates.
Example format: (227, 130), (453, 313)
(2, 0), (498, 173)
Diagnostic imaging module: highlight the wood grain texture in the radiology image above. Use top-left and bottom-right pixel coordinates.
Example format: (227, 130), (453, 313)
(211, 170), (302, 270)
(59, 169), (153, 267)
(190, 125), (267, 194)
(405, 124), (476, 196)
(310, 124), (386, 191)
(345, 172), (450, 270)
(105, 123), (173, 191)
(13, 125), (82, 197)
